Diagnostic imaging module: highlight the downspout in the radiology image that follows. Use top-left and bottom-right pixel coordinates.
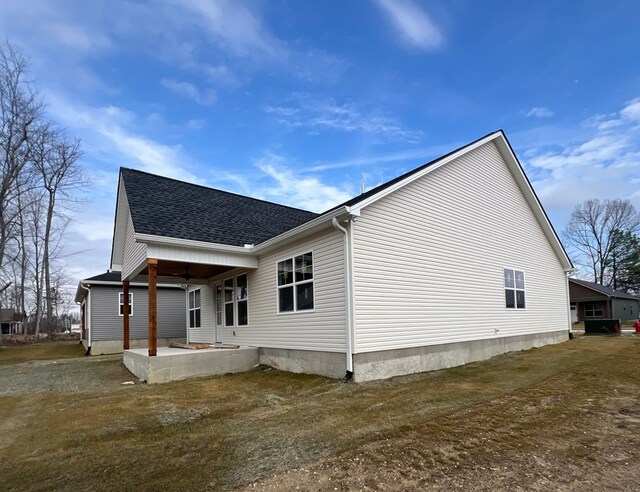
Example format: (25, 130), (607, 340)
(79, 283), (91, 355)
(564, 269), (577, 340)
(332, 217), (354, 381)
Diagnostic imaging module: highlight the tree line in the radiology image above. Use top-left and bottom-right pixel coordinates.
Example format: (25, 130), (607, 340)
(0, 42), (85, 336)
(564, 198), (640, 294)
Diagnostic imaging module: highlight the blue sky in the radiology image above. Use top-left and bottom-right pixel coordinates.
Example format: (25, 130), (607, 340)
(2, 0), (640, 286)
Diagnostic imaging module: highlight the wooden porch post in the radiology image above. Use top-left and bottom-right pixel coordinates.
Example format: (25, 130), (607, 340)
(148, 258), (158, 357)
(123, 280), (130, 350)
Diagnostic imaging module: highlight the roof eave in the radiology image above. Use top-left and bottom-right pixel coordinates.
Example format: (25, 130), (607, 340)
(252, 206), (350, 254)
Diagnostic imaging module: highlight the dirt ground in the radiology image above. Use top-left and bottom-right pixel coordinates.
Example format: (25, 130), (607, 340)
(0, 336), (638, 491)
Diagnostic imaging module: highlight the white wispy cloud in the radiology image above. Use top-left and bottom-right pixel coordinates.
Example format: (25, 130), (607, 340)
(254, 153), (355, 212)
(375, 0), (444, 51)
(264, 94), (422, 142)
(160, 78), (217, 105)
(172, 0), (284, 58)
(521, 97), (640, 225)
(307, 142), (460, 172)
(44, 92), (201, 184)
(526, 106), (554, 118)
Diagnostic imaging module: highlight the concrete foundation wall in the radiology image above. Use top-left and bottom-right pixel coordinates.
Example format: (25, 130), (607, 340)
(259, 347), (346, 379)
(90, 337), (186, 355)
(353, 330), (569, 382)
(124, 346), (259, 384)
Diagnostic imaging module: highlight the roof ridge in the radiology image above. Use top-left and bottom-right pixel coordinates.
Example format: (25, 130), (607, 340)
(321, 129), (503, 213)
(120, 167), (318, 216)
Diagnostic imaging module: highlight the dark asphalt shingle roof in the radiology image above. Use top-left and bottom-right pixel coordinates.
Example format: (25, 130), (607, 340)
(570, 278), (639, 300)
(121, 168), (319, 246)
(83, 271), (123, 282)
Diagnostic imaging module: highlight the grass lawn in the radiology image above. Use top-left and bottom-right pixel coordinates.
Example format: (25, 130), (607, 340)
(0, 340), (85, 365)
(0, 336), (638, 491)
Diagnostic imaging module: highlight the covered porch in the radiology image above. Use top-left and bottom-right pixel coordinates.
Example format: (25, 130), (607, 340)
(120, 248), (258, 383)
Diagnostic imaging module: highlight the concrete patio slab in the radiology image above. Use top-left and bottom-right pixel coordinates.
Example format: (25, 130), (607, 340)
(123, 346), (259, 384)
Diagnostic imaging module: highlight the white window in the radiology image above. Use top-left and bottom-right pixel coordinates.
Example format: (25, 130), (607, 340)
(277, 252), (314, 313)
(189, 289), (201, 328)
(118, 292), (133, 316)
(223, 274), (249, 327)
(504, 268), (525, 309)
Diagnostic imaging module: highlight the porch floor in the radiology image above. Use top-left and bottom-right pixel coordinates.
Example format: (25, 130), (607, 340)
(123, 346), (259, 384)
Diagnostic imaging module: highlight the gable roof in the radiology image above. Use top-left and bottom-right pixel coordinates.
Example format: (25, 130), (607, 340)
(110, 130), (572, 272)
(326, 129), (573, 270)
(569, 278), (639, 300)
(121, 168), (318, 247)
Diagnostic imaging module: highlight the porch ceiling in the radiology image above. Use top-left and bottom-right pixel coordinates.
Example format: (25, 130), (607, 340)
(138, 260), (234, 280)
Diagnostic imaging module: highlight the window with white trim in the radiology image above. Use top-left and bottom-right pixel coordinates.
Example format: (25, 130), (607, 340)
(504, 268), (525, 309)
(278, 252), (314, 312)
(236, 274), (248, 326)
(118, 292), (133, 316)
(224, 278), (234, 326)
(223, 274), (249, 327)
(188, 289), (201, 328)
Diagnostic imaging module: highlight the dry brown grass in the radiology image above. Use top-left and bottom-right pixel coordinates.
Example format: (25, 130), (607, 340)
(0, 340), (85, 365)
(1, 336), (639, 491)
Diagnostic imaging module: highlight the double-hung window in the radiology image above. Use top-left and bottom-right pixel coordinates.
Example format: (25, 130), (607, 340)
(278, 252), (314, 312)
(189, 289), (201, 328)
(504, 268), (526, 309)
(224, 274), (249, 326)
(118, 292), (133, 316)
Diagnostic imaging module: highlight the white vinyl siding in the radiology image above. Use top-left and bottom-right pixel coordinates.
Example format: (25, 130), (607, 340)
(187, 285), (215, 343)
(217, 228), (346, 352)
(352, 141), (569, 353)
(122, 213), (147, 280)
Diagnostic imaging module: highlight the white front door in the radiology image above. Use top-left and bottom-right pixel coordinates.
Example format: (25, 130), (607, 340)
(215, 283), (224, 343)
(570, 305), (577, 323)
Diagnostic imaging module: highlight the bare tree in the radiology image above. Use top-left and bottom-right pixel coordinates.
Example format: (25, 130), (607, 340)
(32, 127), (82, 334)
(564, 199), (640, 285)
(0, 42), (41, 273)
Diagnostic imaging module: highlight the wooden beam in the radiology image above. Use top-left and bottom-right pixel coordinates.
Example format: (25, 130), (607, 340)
(123, 280), (130, 350)
(148, 258), (158, 357)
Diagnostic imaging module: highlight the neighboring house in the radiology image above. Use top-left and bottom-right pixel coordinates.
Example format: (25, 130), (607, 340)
(1, 308), (22, 335)
(74, 271), (187, 355)
(568, 278), (639, 322)
(110, 130), (574, 382)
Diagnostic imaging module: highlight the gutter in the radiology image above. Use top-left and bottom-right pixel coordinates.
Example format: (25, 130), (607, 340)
(332, 216), (355, 381)
(79, 283), (91, 355)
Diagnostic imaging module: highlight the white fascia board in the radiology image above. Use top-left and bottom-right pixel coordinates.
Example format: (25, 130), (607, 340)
(78, 280), (182, 288)
(134, 233), (254, 254)
(252, 206), (350, 254)
(347, 132), (503, 215)
(492, 135), (574, 270)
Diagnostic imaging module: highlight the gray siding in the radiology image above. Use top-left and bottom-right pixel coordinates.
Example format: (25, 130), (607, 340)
(89, 286), (186, 342)
(612, 298), (639, 321)
(352, 141), (569, 353)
